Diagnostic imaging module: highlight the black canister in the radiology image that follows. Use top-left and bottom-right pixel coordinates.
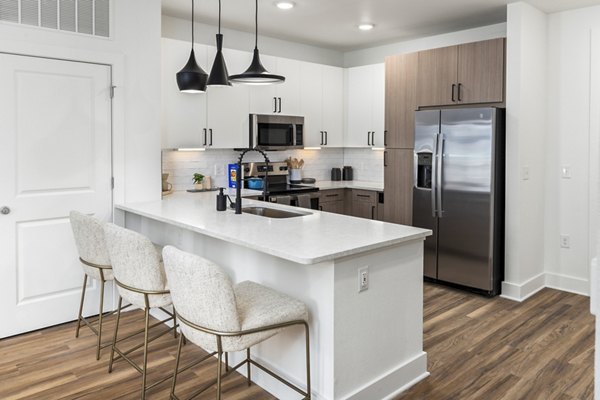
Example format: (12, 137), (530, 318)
(331, 167), (342, 181)
(216, 188), (227, 211)
(342, 166), (353, 181)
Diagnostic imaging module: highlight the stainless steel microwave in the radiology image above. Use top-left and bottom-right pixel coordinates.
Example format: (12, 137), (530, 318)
(249, 114), (304, 150)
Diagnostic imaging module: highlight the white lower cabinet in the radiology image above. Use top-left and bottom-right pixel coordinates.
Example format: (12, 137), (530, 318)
(300, 62), (344, 147)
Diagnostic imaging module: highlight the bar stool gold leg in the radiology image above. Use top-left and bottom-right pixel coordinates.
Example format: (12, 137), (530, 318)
(96, 278), (105, 360)
(170, 333), (184, 399)
(173, 309), (178, 339)
(247, 348), (251, 386)
(305, 322), (311, 399)
(141, 296), (151, 400)
(108, 296), (123, 373)
(216, 336), (223, 400)
(75, 275), (88, 338)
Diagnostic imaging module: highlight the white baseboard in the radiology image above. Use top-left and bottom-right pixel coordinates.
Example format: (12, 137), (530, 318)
(501, 273), (545, 302)
(345, 351), (429, 400)
(502, 272), (590, 302)
(545, 272), (589, 296)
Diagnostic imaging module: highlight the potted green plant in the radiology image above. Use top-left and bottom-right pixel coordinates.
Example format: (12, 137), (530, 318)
(192, 173), (204, 190)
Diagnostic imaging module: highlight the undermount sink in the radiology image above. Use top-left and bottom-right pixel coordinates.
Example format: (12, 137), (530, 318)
(242, 206), (311, 219)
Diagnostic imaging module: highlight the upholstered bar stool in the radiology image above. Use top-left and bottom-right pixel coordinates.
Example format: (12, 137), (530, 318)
(70, 210), (128, 360)
(103, 224), (178, 400)
(162, 246), (311, 400)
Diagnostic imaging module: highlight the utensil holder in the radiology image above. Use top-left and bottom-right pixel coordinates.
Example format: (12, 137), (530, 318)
(290, 169), (302, 183)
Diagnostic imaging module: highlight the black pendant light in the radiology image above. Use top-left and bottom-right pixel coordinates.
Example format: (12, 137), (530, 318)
(207, 0), (231, 87)
(229, 0), (285, 85)
(176, 0), (208, 93)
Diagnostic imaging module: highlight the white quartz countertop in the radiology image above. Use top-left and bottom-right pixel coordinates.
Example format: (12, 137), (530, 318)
(116, 192), (430, 265)
(314, 180), (384, 191)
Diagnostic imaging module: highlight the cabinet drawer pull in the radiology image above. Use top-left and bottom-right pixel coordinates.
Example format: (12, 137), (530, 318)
(325, 194), (339, 198)
(278, 97), (282, 113)
(357, 194), (371, 198)
(273, 97), (277, 113)
(457, 83), (462, 102)
(320, 131), (324, 145)
(203, 128), (207, 146)
(451, 84), (456, 102)
(384, 130), (387, 147)
(371, 205), (375, 220)
(372, 131), (375, 146)
(324, 131), (328, 145)
(384, 151), (388, 167)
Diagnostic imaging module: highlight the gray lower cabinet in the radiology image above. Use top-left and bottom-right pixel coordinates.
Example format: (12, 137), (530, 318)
(319, 189), (346, 214)
(350, 190), (378, 220)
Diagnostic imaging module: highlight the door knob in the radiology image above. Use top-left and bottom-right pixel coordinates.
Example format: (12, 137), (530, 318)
(1, 206), (10, 215)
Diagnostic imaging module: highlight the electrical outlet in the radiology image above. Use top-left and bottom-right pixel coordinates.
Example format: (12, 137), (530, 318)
(561, 165), (572, 179)
(358, 266), (369, 292)
(560, 234), (571, 249)
(522, 166), (530, 181)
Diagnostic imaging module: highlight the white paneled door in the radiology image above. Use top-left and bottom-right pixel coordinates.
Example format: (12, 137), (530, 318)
(0, 54), (113, 338)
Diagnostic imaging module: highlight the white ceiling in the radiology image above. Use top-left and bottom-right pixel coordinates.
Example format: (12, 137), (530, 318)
(162, 0), (600, 51)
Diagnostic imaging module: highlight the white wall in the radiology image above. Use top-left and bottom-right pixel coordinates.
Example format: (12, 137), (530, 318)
(343, 23), (507, 67)
(501, 2), (548, 300)
(544, 5), (600, 294)
(0, 0), (162, 205)
(162, 147), (383, 192)
(162, 15), (344, 67)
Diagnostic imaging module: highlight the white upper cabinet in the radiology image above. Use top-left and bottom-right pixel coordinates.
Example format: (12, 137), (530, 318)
(161, 38), (250, 149)
(345, 63), (385, 147)
(249, 55), (301, 116)
(300, 62), (344, 147)
(161, 38), (208, 149)
(322, 65), (344, 147)
(206, 46), (250, 149)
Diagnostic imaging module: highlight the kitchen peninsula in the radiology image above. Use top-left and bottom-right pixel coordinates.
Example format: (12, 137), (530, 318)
(114, 191), (431, 400)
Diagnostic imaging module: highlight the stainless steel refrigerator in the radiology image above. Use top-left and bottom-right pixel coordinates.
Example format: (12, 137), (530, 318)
(413, 107), (504, 296)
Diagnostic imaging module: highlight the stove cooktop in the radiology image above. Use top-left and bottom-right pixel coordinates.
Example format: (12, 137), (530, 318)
(264, 184), (319, 196)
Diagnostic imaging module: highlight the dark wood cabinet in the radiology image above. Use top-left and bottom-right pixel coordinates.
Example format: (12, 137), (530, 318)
(385, 53), (418, 149)
(417, 38), (505, 107)
(457, 39), (505, 104)
(383, 149), (413, 225)
(350, 190), (378, 220)
(318, 189), (346, 214)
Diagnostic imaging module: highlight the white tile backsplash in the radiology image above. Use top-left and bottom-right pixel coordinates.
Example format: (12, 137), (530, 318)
(162, 147), (384, 191)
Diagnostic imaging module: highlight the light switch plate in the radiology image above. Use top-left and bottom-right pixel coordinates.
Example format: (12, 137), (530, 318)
(561, 165), (572, 179)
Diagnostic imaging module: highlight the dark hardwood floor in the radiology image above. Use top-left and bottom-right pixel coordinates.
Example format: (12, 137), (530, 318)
(396, 284), (594, 400)
(0, 283), (594, 399)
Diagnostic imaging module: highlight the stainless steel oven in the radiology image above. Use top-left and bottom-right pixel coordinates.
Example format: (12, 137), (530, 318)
(242, 161), (319, 209)
(249, 114), (304, 150)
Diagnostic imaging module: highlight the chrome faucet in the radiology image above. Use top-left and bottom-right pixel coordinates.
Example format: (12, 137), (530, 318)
(235, 148), (270, 214)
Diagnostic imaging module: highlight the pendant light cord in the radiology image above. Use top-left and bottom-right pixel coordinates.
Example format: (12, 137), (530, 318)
(254, 0), (258, 49)
(191, 0), (195, 46)
(218, 0), (222, 34)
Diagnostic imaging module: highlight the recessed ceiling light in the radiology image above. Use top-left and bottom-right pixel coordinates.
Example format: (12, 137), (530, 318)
(358, 23), (374, 31)
(276, 1), (295, 10)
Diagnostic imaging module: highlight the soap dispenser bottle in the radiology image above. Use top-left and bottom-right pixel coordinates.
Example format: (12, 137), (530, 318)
(216, 188), (227, 211)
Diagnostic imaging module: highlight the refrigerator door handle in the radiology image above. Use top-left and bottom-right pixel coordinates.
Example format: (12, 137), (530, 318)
(431, 134), (439, 217)
(436, 134), (445, 217)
